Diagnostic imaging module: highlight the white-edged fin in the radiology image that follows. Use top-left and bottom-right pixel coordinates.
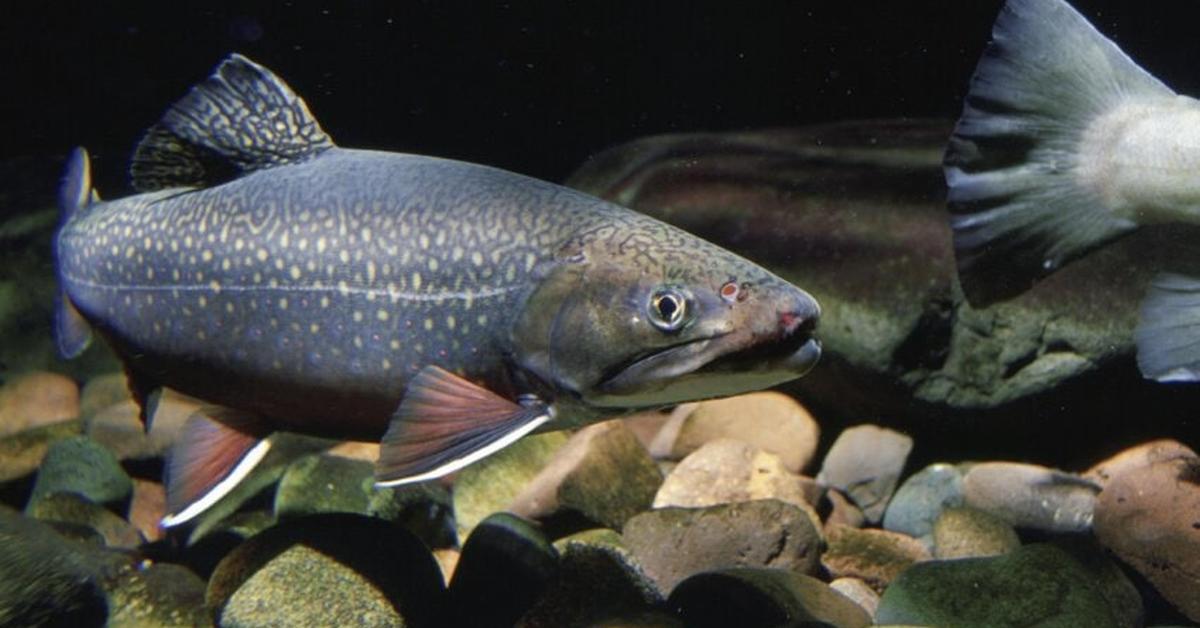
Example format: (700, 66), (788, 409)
(130, 54), (335, 192)
(375, 366), (551, 487)
(944, 0), (1171, 305)
(160, 408), (272, 528)
(54, 148), (95, 359)
(1135, 273), (1200, 382)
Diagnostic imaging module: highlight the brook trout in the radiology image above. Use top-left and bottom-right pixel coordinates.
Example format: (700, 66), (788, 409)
(55, 55), (821, 527)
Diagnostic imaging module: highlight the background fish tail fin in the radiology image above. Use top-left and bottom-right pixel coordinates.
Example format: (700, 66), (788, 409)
(1135, 273), (1200, 382)
(54, 148), (94, 358)
(943, 0), (1170, 305)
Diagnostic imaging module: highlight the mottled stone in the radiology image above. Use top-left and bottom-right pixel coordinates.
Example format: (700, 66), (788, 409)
(106, 563), (211, 627)
(0, 371), (79, 438)
(27, 435), (132, 513)
(0, 418), (80, 483)
(653, 438), (815, 520)
(209, 513), (444, 628)
(1085, 439), (1197, 488)
(659, 392), (820, 473)
(932, 506), (1020, 559)
(818, 425), (913, 523)
(825, 488), (866, 533)
(821, 524), (930, 593)
(624, 499), (821, 594)
(962, 462), (1098, 532)
(829, 577), (880, 619)
(77, 372), (130, 420)
(517, 532), (661, 627)
(274, 453), (372, 518)
(876, 543), (1140, 628)
(668, 568), (871, 628)
(27, 491), (143, 549)
(508, 420), (661, 531)
(453, 431), (569, 543)
(448, 513), (558, 628)
(1093, 453), (1200, 622)
(882, 463), (965, 545)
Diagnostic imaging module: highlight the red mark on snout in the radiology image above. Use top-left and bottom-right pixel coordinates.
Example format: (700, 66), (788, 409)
(779, 311), (803, 334)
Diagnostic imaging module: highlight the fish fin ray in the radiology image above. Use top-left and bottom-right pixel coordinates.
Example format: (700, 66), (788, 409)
(375, 366), (551, 486)
(131, 54), (335, 192)
(54, 148), (95, 359)
(1136, 273), (1200, 382)
(161, 407), (271, 528)
(944, 0), (1169, 305)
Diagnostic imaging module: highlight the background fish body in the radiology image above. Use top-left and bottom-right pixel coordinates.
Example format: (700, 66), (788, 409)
(54, 55), (821, 524)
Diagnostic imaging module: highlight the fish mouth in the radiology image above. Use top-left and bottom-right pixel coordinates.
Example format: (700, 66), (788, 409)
(588, 322), (821, 408)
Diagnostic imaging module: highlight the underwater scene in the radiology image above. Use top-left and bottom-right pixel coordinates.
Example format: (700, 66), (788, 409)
(2, 0), (1199, 626)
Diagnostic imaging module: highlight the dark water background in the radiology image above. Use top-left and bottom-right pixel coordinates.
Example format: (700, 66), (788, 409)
(4, 0), (1200, 196)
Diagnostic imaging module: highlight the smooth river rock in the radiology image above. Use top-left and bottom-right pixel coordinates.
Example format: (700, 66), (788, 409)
(962, 462), (1098, 533)
(0, 371), (79, 438)
(817, 424), (913, 523)
(668, 568), (872, 628)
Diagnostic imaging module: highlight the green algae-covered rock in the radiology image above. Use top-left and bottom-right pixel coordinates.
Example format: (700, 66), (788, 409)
(367, 477), (456, 548)
(448, 512), (559, 628)
(106, 563), (212, 627)
(274, 453), (373, 518)
(0, 418), (80, 485)
(209, 513), (444, 628)
(27, 491), (143, 549)
(453, 431), (569, 542)
(875, 542), (1140, 628)
(26, 435), (131, 513)
(932, 506), (1020, 559)
(668, 567), (871, 628)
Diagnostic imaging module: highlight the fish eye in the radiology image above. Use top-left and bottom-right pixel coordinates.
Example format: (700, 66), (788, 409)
(648, 287), (689, 332)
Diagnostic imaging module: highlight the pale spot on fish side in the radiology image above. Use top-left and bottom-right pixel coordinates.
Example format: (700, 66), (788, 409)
(353, 311), (363, 323)
(377, 310), (389, 322)
(424, 318), (434, 331)
(256, 249), (268, 262)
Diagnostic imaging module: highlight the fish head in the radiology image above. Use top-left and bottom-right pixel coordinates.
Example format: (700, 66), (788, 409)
(511, 219), (821, 410)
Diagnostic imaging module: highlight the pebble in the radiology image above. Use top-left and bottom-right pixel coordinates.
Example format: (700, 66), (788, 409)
(817, 425), (913, 523)
(448, 512), (559, 628)
(829, 577), (880, 619)
(127, 478), (166, 543)
(821, 524), (930, 593)
(77, 372), (130, 420)
(931, 506), (1020, 559)
(105, 563), (211, 628)
(27, 491), (143, 549)
(209, 513), (444, 628)
(1084, 439), (1197, 488)
(875, 542), (1140, 628)
(274, 453), (372, 519)
(508, 420), (662, 531)
(656, 392), (820, 473)
(26, 435), (132, 513)
(653, 438), (816, 522)
(668, 568), (872, 628)
(623, 407), (680, 453)
(0, 371), (79, 438)
(824, 488), (866, 533)
(1093, 452), (1200, 622)
(623, 499), (822, 594)
(0, 418), (80, 483)
(962, 462), (1098, 532)
(881, 463), (965, 543)
(452, 431), (569, 543)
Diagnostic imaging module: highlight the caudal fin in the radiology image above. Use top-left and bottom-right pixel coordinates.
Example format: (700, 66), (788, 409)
(55, 148), (95, 358)
(944, 0), (1172, 305)
(1135, 274), (1200, 382)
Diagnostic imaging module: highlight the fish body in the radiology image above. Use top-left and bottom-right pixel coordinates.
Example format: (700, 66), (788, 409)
(55, 55), (821, 525)
(944, 0), (1200, 381)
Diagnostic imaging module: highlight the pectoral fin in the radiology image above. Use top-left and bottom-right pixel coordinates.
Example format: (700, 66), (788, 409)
(161, 408), (272, 528)
(375, 366), (551, 487)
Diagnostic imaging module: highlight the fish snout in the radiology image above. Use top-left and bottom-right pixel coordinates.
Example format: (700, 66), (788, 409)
(777, 290), (820, 339)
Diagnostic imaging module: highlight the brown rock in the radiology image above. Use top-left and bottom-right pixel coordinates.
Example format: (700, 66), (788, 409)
(84, 388), (199, 461)
(821, 524), (931, 593)
(623, 408), (680, 453)
(128, 479), (166, 542)
(660, 392), (820, 473)
(824, 488), (866, 533)
(77, 373), (130, 420)
(0, 419), (81, 482)
(932, 506), (1020, 559)
(817, 425), (912, 523)
(962, 462), (1098, 532)
(1093, 453), (1200, 622)
(27, 492), (144, 549)
(0, 371), (79, 438)
(326, 440), (380, 463)
(623, 499), (822, 594)
(1084, 439), (1197, 488)
(654, 439), (809, 510)
(829, 577), (880, 619)
(508, 420), (662, 531)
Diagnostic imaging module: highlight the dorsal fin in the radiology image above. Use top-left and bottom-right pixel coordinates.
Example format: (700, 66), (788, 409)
(130, 54), (335, 192)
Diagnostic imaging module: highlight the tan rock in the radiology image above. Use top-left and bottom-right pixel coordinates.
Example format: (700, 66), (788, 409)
(824, 488), (865, 534)
(932, 506), (1020, 559)
(78, 372), (131, 420)
(962, 462), (1097, 532)
(0, 419), (81, 482)
(128, 478), (166, 542)
(84, 388), (199, 461)
(821, 524), (931, 593)
(433, 548), (460, 583)
(829, 577), (880, 619)
(508, 420), (662, 530)
(0, 371), (79, 438)
(327, 440), (380, 463)
(622, 407), (680, 453)
(1084, 439), (1197, 488)
(1093, 453), (1200, 622)
(658, 393), (819, 473)
(646, 404), (697, 458)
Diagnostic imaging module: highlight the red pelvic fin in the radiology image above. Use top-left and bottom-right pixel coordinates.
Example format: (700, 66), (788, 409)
(376, 366), (550, 486)
(161, 408), (271, 528)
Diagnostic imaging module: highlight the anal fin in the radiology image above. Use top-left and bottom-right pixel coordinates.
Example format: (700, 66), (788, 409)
(375, 366), (551, 487)
(161, 407), (272, 528)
